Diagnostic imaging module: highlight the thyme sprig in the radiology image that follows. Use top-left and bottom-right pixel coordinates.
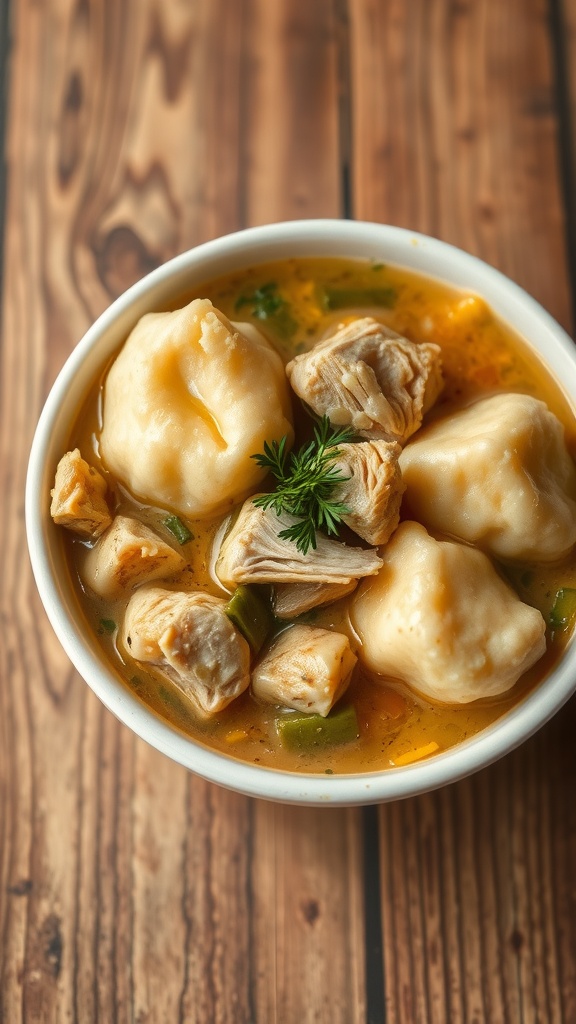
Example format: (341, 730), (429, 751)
(251, 416), (355, 555)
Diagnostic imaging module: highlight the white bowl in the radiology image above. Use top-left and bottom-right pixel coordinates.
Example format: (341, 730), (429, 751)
(25, 220), (576, 804)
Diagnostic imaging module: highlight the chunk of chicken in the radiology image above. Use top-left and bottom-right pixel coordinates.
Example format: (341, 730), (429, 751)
(273, 579), (358, 620)
(50, 449), (111, 538)
(81, 516), (186, 599)
(331, 440), (405, 545)
(252, 624), (357, 716)
(122, 586), (251, 717)
(216, 499), (383, 588)
(286, 318), (443, 443)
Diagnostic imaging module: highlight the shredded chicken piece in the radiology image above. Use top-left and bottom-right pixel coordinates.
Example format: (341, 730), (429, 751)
(81, 516), (186, 599)
(252, 624), (357, 716)
(122, 586), (251, 717)
(216, 499), (383, 588)
(273, 579), (358, 620)
(286, 317), (443, 443)
(331, 439), (405, 545)
(50, 449), (111, 538)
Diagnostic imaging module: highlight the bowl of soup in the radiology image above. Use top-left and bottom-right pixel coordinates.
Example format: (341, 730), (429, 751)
(25, 220), (576, 804)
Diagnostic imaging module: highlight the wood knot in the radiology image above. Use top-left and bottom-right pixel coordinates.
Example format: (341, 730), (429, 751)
(510, 929), (524, 954)
(301, 898), (320, 925)
(58, 70), (84, 187)
(39, 914), (63, 978)
(64, 70), (83, 114)
(478, 201), (496, 224)
(94, 225), (160, 298)
(457, 126), (476, 143)
(7, 878), (33, 896)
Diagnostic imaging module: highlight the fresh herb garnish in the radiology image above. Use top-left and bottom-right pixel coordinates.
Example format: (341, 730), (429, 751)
(99, 618), (116, 634)
(164, 514), (193, 545)
(251, 416), (354, 555)
(235, 282), (297, 339)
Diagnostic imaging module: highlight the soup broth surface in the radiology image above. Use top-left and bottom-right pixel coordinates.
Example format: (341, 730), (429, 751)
(62, 257), (576, 774)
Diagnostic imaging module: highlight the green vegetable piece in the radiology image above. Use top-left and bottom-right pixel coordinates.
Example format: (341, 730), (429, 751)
(225, 585), (274, 655)
(549, 588), (576, 632)
(322, 286), (396, 310)
(164, 514), (193, 545)
(99, 618), (116, 634)
(276, 704), (359, 751)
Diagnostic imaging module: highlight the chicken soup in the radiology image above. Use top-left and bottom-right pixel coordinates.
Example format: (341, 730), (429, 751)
(50, 257), (576, 774)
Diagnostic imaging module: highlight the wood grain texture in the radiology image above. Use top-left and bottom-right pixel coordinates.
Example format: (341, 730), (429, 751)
(349, 0), (576, 1020)
(559, 0), (576, 319)
(1, 0), (576, 1021)
(242, 0), (342, 223)
(0, 1), (366, 1022)
(350, 0), (572, 329)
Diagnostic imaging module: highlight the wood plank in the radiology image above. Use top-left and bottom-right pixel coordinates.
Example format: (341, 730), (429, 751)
(242, 0), (342, 224)
(558, 0), (576, 320)
(0, 1), (368, 1022)
(350, 0), (572, 330)
(250, 806), (366, 1024)
(240, 5), (367, 1021)
(350, 0), (576, 1019)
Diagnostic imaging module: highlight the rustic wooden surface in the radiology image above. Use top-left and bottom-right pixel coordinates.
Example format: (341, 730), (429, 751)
(1, 0), (575, 1021)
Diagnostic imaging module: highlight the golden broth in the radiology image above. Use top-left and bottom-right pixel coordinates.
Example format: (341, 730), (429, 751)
(63, 257), (576, 774)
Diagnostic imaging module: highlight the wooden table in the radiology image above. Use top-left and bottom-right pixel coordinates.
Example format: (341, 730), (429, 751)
(1, 1), (576, 1020)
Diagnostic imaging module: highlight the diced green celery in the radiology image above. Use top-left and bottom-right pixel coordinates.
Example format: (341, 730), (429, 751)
(225, 585), (274, 655)
(164, 514), (194, 545)
(322, 286), (396, 310)
(549, 588), (576, 632)
(276, 704), (359, 751)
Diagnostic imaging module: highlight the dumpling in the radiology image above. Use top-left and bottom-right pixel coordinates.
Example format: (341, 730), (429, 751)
(350, 521), (546, 704)
(286, 317), (443, 443)
(100, 299), (294, 518)
(399, 392), (576, 561)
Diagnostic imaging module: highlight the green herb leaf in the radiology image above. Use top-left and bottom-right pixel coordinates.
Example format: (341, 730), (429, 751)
(235, 282), (297, 339)
(164, 514), (194, 545)
(251, 416), (354, 555)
